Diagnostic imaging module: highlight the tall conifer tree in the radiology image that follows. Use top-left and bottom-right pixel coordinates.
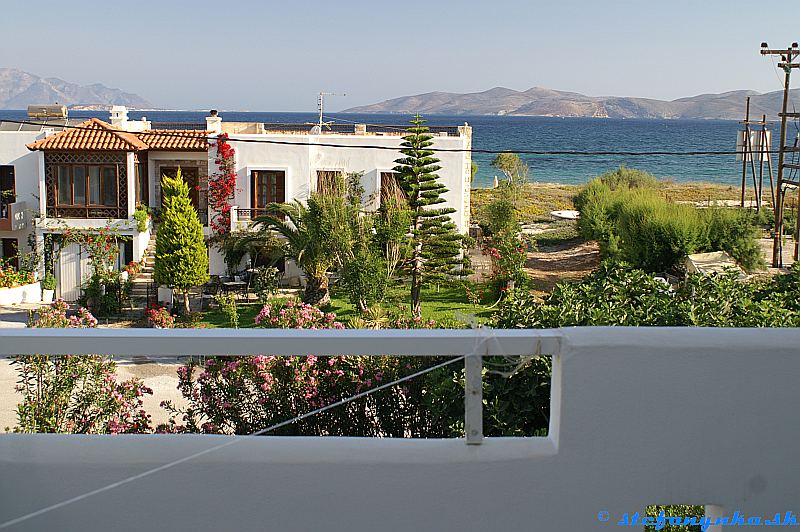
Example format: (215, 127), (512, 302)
(393, 115), (467, 317)
(154, 169), (209, 314)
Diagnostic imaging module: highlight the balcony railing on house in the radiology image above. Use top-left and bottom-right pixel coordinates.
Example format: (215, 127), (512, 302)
(0, 327), (798, 532)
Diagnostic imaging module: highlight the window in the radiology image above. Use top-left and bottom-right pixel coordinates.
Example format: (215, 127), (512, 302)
(316, 170), (342, 195)
(249, 170), (286, 221)
(252, 170), (285, 209)
(0, 165), (15, 219)
(135, 161), (149, 206)
(55, 164), (118, 208)
(380, 172), (406, 207)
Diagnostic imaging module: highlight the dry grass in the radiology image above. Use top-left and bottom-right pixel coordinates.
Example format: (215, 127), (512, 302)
(471, 180), (790, 227)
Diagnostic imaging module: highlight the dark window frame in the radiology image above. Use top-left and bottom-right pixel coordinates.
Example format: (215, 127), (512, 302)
(54, 163), (119, 208)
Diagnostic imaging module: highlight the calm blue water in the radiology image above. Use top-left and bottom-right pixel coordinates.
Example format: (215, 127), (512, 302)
(0, 109), (763, 188)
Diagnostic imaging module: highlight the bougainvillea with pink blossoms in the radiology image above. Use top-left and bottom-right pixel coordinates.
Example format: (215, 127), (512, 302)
(208, 133), (237, 236)
(162, 301), (457, 436)
(12, 299), (153, 434)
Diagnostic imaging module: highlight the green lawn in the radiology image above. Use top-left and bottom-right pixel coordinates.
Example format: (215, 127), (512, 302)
(200, 284), (494, 328)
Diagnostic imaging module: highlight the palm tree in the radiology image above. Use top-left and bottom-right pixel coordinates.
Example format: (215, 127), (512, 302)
(253, 197), (346, 306)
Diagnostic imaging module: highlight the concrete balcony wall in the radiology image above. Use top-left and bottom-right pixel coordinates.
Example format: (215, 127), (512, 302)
(0, 327), (798, 532)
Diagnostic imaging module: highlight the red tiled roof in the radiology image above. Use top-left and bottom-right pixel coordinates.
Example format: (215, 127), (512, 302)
(27, 118), (149, 151)
(27, 119), (209, 152)
(136, 130), (209, 151)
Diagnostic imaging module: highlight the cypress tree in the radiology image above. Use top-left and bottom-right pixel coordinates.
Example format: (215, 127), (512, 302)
(393, 115), (468, 317)
(154, 169), (209, 314)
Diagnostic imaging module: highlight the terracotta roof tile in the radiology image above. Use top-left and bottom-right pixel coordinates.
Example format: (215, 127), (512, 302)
(136, 130), (209, 151)
(27, 118), (149, 151)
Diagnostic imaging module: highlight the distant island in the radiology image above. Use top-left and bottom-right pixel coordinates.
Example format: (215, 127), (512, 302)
(343, 86), (800, 120)
(0, 68), (152, 110)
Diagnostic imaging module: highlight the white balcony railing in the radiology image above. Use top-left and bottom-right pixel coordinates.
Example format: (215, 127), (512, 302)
(0, 327), (798, 532)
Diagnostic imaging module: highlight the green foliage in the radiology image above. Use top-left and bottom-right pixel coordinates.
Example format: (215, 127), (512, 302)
(394, 114), (469, 316)
(214, 292), (240, 329)
(492, 152), (529, 187)
(470, 160), (479, 185)
(210, 230), (281, 277)
(597, 165), (658, 190)
(154, 169), (209, 313)
(493, 260), (800, 329)
(251, 265), (281, 304)
(576, 176), (764, 272)
(40, 273), (56, 291)
(13, 300), (152, 434)
(341, 244), (388, 312)
(133, 203), (151, 232)
(645, 506), (704, 532)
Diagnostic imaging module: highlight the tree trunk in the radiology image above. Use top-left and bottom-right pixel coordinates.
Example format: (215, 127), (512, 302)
(303, 274), (330, 307)
(410, 239), (423, 319)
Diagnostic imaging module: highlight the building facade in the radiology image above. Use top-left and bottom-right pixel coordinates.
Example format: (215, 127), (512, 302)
(0, 107), (472, 299)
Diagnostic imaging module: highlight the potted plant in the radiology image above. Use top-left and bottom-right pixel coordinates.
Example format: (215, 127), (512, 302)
(41, 274), (56, 304)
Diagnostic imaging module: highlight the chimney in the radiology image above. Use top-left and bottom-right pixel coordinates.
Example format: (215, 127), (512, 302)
(109, 106), (128, 128)
(206, 109), (222, 134)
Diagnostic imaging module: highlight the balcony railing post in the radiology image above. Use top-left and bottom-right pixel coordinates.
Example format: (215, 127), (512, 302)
(464, 352), (483, 445)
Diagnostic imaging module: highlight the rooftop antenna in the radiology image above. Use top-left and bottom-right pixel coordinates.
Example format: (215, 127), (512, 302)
(315, 91), (345, 132)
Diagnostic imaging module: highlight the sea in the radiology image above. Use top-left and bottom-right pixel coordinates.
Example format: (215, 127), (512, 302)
(1, 109), (789, 189)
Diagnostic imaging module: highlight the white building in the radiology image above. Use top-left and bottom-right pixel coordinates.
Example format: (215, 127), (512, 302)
(0, 107), (473, 299)
(208, 113), (472, 281)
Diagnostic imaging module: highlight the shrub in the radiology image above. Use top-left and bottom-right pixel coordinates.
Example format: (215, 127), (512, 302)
(0, 259), (35, 288)
(340, 246), (388, 312)
(214, 293), (239, 329)
(576, 176), (764, 272)
(597, 165), (658, 190)
(13, 300), (152, 434)
(133, 203), (151, 232)
(254, 300), (344, 329)
(40, 273), (56, 291)
(145, 305), (175, 328)
(251, 265), (282, 304)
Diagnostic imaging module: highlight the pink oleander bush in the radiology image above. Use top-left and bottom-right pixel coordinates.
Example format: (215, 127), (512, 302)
(162, 301), (458, 436)
(12, 299), (153, 434)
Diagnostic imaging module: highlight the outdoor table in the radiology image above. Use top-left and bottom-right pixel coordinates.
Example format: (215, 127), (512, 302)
(221, 281), (247, 297)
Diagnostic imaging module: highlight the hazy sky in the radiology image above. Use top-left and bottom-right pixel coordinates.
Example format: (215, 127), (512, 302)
(2, 0), (798, 111)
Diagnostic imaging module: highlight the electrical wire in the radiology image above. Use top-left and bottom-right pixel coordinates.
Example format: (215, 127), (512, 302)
(0, 354), (468, 530)
(0, 118), (787, 157)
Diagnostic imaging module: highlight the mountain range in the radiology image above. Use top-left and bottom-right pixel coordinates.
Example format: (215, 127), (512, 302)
(343, 86), (800, 120)
(0, 68), (152, 109)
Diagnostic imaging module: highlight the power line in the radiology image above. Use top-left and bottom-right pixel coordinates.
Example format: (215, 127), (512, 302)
(1, 118), (785, 157)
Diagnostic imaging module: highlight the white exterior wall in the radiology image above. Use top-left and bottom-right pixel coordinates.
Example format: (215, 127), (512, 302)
(225, 132), (471, 233)
(0, 327), (798, 532)
(0, 131), (46, 257)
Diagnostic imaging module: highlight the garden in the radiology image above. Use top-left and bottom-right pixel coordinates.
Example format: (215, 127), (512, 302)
(5, 121), (800, 451)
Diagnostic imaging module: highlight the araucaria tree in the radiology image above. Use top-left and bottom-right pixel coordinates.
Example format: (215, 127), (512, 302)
(394, 115), (468, 317)
(155, 169), (209, 314)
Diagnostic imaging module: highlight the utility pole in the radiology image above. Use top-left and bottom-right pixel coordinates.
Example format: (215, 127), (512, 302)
(760, 42), (799, 267)
(737, 99), (773, 212)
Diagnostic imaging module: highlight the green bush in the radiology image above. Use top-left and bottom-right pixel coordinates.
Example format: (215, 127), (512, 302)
(133, 203), (151, 233)
(597, 165), (658, 190)
(576, 176), (764, 272)
(492, 260), (800, 329)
